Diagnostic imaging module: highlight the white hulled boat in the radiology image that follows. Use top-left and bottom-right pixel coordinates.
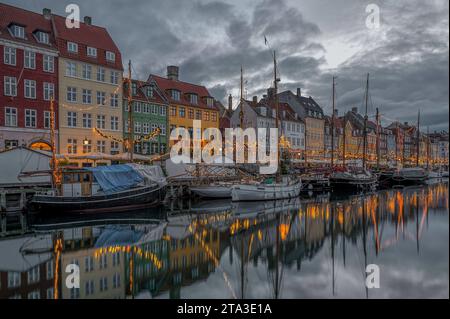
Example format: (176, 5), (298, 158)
(231, 176), (302, 202)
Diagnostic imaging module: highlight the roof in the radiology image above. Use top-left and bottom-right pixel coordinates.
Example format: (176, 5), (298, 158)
(0, 3), (57, 51)
(123, 78), (168, 105)
(51, 13), (123, 70)
(277, 90), (324, 119)
(150, 74), (218, 110)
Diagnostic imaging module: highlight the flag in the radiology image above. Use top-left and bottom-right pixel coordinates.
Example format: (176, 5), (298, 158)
(264, 35), (268, 46)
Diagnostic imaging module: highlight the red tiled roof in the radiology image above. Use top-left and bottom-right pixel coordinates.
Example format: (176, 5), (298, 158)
(51, 13), (123, 70)
(150, 74), (218, 110)
(0, 3), (57, 50)
(123, 79), (167, 105)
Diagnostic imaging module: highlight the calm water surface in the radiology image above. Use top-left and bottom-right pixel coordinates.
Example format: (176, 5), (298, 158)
(0, 181), (448, 299)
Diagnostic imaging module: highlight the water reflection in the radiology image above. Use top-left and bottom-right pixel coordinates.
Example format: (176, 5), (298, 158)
(0, 182), (448, 299)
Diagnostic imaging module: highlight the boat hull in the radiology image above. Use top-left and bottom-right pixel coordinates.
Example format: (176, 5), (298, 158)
(231, 181), (302, 202)
(190, 185), (232, 198)
(31, 184), (166, 213)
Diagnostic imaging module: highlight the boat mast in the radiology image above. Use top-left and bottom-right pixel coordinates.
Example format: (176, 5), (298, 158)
(331, 76), (335, 169)
(127, 60), (133, 163)
(273, 51), (281, 181)
(416, 109), (420, 167)
(239, 66), (244, 129)
(362, 73), (369, 170)
(342, 119), (346, 168)
(376, 107), (380, 169)
(50, 95), (57, 188)
(426, 126), (430, 169)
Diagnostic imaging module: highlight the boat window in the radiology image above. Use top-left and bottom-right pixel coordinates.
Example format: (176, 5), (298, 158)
(73, 174), (81, 183)
(63, 174), (72, 183)
(83, 173), (91, 182)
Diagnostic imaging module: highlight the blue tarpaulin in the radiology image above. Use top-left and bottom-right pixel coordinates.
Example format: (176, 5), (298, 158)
(86, 164), (143, 194)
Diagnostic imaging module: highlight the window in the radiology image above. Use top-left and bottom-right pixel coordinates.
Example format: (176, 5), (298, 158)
(106, 51), (115, 62)
(113, 273), (120, 288)
(96, 91), (106, 105)
(82, 64), (92, 79)
(134, 122), (141, 133)
(195, 110), (201, 120)
(170, 106), (177, 117)
(211, 111), (217, 122)
(110, 71), (119, 84)
(142, 103), (150, 113)
(160, 105), (166, 116)
(28, 290), (40, 299)
(11, 25), (25, 38)
(151, 104), (158, 115)
(66, 87), (77, 102)
(43, 55), (54, 72)
(25, 109), (36, 127)
(5, 107), (17, 127)
(46, 288), (54, 299)
(190, 94), (198, 105)
(160, 124), (166, 136)
(96, 115), (106, 129)
(97, 141), (106, 153)
(83, 140), (92, 153)
(67, 41), (78, 53)
(43, 82), (54, 101)
(85, 280), (94, 296)
(110, 93), (119, 107)
(100, 277), (108, 292)
(133, 102), (141, 113)
(179, 107), (185, 118)
(99, 254), (107, 269)
(4, 47), (16, 65)
(67, 138), (77, 154)
(44, 111), (50, 129)
(112, 253), (120, 266)
(204, 111), (210, 121)
(36, 31), (49, 44)
(171, 90), (180, 101)
(24, 79), (36, 98)
(67, 111), (77, 127)
(207, 97), (214, 107)
(132, 82), (137, 95)
(188, 108), (194, 119)
(87, 47), (97, 57)
(143, 123), (149, 134)
(111, 141), (119, 154)
(4, 76), (17, 96)
(82, 113), (92, 128)
(97, 67), (105, 82)
(24, 50), (36, 69)
(146, 86), (153, 97)
(82, 89), (92, 104)
(70, 287), (79, 299)
(7, 272), (21, 288)
(27, 266), (40, 284)
(111, 116), (119, 131)
(5, 140), (18, 149)
(65, 61), (77, 77)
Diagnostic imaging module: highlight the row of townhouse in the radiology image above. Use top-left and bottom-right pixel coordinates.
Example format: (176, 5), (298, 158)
(0, 4), (220, 166)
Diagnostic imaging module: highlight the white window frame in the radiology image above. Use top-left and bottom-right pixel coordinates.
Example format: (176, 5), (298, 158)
(86, 47), (97, 57)
(43, 55), (54, 73)
(5, 107), (17, 127)
(67, 111), (77, 127)
(65, 61), (77, 77)
(36, 31), (49, 44)
(66, 87), (77, 102)
(96, 114), (106, 129)
(44, 111), (51, 129)
(24, 79), (36, 99)
(82, 64), (92, 79)
(11, 25), (25, 38)
(67, 41), (78, 53)
(43, 82), (54, 101)
(4, 76), (17, 96)
(82, 113), (92, 128)
(4, 46), (16, 66)
(97, 67), (105, 82)
(82, 89), (92, 104)
(106, 51), (115, 62)
(111, 116), (119, 131)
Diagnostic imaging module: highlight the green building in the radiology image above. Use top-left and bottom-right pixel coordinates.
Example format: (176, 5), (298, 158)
(123, 79), (169, 155)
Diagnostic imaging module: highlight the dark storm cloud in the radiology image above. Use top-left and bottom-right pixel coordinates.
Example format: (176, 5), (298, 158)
(4, 0), (448, 130)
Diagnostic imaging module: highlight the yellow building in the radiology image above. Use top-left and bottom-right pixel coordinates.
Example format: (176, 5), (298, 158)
(150, 66), (219, 146)
(53, 15), (123, 166)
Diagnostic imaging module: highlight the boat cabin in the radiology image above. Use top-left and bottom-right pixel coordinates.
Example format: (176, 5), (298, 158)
(58, 169), (99, 197)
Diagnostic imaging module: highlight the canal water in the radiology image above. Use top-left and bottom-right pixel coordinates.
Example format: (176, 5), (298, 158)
(0, 181), (448, 299)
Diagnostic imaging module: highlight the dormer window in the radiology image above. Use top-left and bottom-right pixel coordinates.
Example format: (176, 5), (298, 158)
(36, 31), (49, 44)
(67, 42), (78, 53)
(11, 25), (25, 38)
(171, 90), (180, 101)
(190, 94), (198, 105)
(131, 82), (137, 95)
(206, 97), (214, 107)
(87, 47), (97, 57)
(106, 51), (115, 62)
(146, 86), (153, 98)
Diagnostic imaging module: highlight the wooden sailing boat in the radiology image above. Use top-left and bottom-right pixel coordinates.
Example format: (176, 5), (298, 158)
(231, 51), (302, 201)
(329, 74), (377, 192)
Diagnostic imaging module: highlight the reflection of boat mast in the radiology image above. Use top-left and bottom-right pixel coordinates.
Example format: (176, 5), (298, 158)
(362, 196), (369, 299)
(416, 193), (420, 254)
(342, 203), (346, 267)
(331, 203), (335, 296)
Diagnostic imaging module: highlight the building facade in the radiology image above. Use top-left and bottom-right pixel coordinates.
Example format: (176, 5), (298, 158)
(53, 14), (123, 165)
(123, 79), (169, 155)
(0, 5), (59, 152)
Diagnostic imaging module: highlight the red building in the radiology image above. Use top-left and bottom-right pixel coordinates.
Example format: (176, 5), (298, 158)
(0, 4), (59, 151)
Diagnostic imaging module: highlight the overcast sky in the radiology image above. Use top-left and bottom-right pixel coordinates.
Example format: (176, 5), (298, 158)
(6, 0), (449, 131)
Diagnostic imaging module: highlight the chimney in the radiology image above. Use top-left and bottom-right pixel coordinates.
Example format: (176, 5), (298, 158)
(167, 65), (179, 81)
(352, 107), (358, 113)
(43, 8), (51, 20)
(296, 88), (301, 97)
(84, 16), (92, 25)
(252, 96), (257, 104)
(228, 94), (233, 111)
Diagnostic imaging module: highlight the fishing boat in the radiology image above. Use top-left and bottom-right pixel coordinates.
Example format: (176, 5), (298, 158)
(391, 167), (428, 185)
(231, 52), (302, 202)
(31, 164), (166, 213)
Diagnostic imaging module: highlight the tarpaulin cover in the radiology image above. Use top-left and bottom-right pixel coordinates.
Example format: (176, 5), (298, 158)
(86, 164), (143, 194)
